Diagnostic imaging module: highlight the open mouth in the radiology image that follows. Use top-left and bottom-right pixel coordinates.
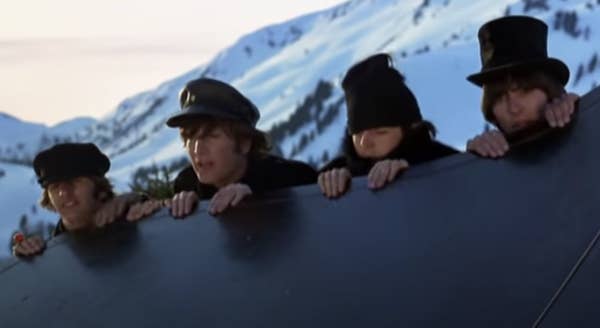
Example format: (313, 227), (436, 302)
(61, 201), (78, 210)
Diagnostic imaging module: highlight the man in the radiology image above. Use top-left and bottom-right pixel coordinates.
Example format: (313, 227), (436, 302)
(128, 78), (317, 221)
(465, 16), (578, 157)
(12, 143), (144, 257)
(318, 53), (457, 198)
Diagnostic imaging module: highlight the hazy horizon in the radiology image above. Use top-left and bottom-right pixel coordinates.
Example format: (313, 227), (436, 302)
(0, 0), (344, 125)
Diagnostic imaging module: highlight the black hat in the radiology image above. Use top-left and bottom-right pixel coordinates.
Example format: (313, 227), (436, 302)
(467, 16), (570, 87)
(343, 53), (423, 134)
(33, 143), (110, 187)
(166, 78), (260, 128)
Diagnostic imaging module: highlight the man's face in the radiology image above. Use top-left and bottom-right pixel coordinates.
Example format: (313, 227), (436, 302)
(182, 125), (250, 188)
(491, 85), (548, 134)
(47, 176), (102, 231)
(352, 126), (404, 159)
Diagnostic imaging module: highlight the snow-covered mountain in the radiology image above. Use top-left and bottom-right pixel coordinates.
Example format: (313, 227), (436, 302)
(1, 0), (599, 257)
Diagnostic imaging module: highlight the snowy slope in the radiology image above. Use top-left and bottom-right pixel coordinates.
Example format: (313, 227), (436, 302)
(1, 0), (599, 258)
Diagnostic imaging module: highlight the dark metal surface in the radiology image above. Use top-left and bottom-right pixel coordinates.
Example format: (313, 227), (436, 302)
(1, 87), (599, 327)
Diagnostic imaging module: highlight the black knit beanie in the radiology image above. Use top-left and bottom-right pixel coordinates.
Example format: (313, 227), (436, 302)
(342, 53), (423, 134)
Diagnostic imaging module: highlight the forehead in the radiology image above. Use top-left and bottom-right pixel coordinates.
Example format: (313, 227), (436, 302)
(47, 176), (94, 189)
(179, 120), (224, 135)
(353, 126), (402, 135)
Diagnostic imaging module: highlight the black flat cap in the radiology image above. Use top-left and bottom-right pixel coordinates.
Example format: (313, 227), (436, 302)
(166, 78), (260, 128)
(33, 143), (110, 187)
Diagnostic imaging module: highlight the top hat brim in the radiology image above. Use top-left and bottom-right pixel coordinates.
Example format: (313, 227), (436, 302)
(467, 57), (570, 87)
(166, 104), (249, 127)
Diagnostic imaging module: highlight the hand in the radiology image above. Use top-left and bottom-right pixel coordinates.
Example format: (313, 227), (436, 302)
(467, 130), (510, 158)
(126, 199), (164, 222)
(208, 183), (252, 215)
(94, 193), (140, 227)
(367, 159), (409, 190)
(12, 234), (45, 257)
(544, 93), (579, 128)
(170, 191), (199, 218)
(318, 168), (352, 198)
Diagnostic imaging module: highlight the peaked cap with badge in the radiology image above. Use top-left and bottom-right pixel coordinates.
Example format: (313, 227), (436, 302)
(166, 78), (260, 128)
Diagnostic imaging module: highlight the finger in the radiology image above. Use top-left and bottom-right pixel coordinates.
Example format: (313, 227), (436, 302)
(487, 132), (508, 156)
(374, 162), (390, 188)
(492, 131), (510, 152)
(545, 102), (559, 127)
(559, 95), (574, 125)
(317, 172), (326, 195)
(13, 244), (25, 256)
(126, 204), (141, 221)
(183, 193), (196, 216)
(325, 171), (334, 198)
(566, 93), (579, 117)
(367, 165), (378, 188)
(216, 190), (235, 214)
(31, 237), (45, 251)
(388, 160), (409, 182)
(318, 171), (330, 197)
(14, 244), (28, 256)
(484, 138), (503, 158)
(19, 240), (35, 255)
(369, 163), (386, 189)
(170, 194), (179, 217)
(231, 189), (249, 207)
(209, 191), (224, 215)
(115, 199), (128, 219)
(175, 193), (186, 218)
(330, 170), (341, 198)
(144, 201), (161, 215)
(336, 170), (349, 195)
(209, 194), (226, 215)
(552, 96), (567, 127)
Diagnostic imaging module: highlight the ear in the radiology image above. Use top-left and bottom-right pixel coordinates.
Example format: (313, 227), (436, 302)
(240, 138), (252, 155)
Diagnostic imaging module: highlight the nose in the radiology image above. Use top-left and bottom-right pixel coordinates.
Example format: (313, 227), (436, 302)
(505, 90), (523, 116)
(188, 138), (207, 159)
(359, 131), (373, 148)
(56, 182), (71, 198)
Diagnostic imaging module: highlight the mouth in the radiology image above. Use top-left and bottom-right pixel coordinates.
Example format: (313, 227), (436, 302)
(195, 160), (214, 171)
(60, 201), (79, 210)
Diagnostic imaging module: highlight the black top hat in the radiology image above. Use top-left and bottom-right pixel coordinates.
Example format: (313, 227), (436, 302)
(467, 16), (569, 87)
(166, 78), (260, 128)
(33, 143), (110, 187)
(343, 53), (423, 134)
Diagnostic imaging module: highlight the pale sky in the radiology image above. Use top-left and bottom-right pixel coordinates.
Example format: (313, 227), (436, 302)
(0, 0), (344, 125)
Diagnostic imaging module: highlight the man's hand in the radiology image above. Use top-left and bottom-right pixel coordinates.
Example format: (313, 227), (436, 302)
(170, 191), (199, 219)
(367, 159), (409, 190)
(126, 199), (164, 222)
(95, 193), (141, 227)
(318, 168), (352, 198)
(544, 93), (579, 128)
(12, 233), (45, 257)
(208, 184), (252, 215)
(467, 130), (510, 158)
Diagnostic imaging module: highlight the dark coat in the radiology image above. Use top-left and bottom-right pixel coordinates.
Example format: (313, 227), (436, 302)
(320, 129), (458, 176)
(173, 154), (317, 199)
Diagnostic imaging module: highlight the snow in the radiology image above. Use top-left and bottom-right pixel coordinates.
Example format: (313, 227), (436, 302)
(1, 0), (600, 259)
